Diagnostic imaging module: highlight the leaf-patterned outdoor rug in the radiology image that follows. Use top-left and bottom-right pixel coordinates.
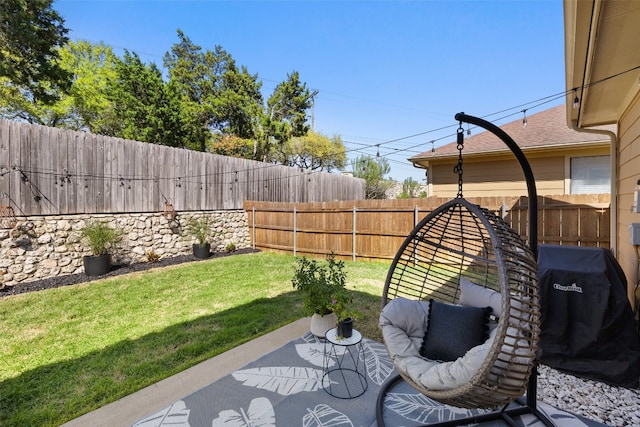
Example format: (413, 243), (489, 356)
(132, 333), (609, 427)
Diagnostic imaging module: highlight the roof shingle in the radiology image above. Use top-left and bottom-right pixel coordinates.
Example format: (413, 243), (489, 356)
(410, 104), (613, 161)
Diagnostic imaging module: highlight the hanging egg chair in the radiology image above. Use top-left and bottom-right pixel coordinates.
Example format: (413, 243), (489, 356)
(376, 113), (553, 426)
(380, 197), (539, 407)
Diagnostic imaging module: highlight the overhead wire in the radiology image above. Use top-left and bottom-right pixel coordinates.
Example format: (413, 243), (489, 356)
(87, 35), (640, 162)
(5, 62), (640, 186)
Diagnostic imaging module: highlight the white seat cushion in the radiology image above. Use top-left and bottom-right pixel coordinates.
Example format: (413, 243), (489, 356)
(380, 297), (493, 391)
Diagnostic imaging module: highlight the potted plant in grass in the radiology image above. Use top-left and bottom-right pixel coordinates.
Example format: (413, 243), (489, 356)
(187, 216), (211, 259)
(80, 220), (122, 276)
(292, 253), (347, 338)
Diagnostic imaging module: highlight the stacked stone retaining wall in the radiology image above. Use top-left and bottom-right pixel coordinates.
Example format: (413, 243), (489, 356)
(0, 210), (249, 288)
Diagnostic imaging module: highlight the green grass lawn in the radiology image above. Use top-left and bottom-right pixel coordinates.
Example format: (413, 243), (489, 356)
(0, 252), (389, 426)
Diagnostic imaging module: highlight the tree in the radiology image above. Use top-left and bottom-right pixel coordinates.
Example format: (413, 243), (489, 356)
(0, 40), (117, 128)
(209, 134), (255, 159)
(57, 41), (118, 133)
(164, 30), (263, 151)
(107, 51), (186, 147)
(260, 71), (312, 161)
(215, 65), (263, 139)
(164, 30), (218, 151)
(276, 131), (346, 172)
(351, 155), (393, 199)
(0, 0), (71, 106)
(397, 177), (423, 199)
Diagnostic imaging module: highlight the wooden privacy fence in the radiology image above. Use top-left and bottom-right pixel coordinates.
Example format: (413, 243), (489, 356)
(244, 194), (611, 261)
(0, 119), (365, 216)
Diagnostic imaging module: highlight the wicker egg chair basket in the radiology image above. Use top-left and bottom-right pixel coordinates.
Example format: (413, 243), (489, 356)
(381, 196), (541, 409)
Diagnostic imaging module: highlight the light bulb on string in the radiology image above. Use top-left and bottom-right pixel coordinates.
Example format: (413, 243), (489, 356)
(466, 124), (471, 136)
(573, 95), (580, 109)
(430, 140), (435, 153)
(522, 110), (528, 128)
(376, 144), (380, 158)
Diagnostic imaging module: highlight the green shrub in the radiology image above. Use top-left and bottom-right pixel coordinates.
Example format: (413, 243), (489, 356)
(186, 216), (211, 246)
(80, 221), (122, 256)
(291, 253), (348, 316)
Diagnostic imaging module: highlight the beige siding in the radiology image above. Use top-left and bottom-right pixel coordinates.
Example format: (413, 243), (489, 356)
(429, 147), (610, 198)
(431, 156), (566, 197)
(618, 95), (640, 306)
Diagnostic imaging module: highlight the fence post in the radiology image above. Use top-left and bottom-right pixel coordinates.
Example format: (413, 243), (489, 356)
(352, 207), (357, 262)
(413, 205), (420, 266)
(252, 206), (256, 249)
(293, 206), (297, 257)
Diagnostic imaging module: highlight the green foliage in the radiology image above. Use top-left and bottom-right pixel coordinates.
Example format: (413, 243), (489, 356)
(326, 287), (361, 322)
(163, 30), (220, 151)
(186, 216), (211, 246)
(210, 134), (255, 158)
(351, 155), (393, 199)
(276, 130), (347, 172)
(266, 71), (311, 137)
(56, 40), (118, 132)
(215, 65), (264, 139)
(397, 177), (423, 199)
(0, 0), (71, 106)
(107, 51), (186, 146)
(1, 40), (118, 128)
(2, 21), (317, 161)
(164, 30), (263, 152)
(292, 254), (348, 316)
(79, 221), (122, 256)
(225, 242), (237, 253)
(260, 71), (312, 161)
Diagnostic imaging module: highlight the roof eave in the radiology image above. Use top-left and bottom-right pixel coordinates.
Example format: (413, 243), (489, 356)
(565, 0), (640, 127)
(409, 139), (610, 163)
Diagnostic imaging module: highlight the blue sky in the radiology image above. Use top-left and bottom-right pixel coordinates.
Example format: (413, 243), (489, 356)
(54, 0), (566, 182)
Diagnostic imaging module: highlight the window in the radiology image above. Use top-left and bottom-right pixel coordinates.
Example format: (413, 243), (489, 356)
(570, 156), (610, 194)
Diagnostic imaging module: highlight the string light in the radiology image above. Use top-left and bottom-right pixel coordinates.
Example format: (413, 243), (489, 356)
(430, 140), (435, 153)
(7, 63), (639, 186)
(466, 124), (471, 136)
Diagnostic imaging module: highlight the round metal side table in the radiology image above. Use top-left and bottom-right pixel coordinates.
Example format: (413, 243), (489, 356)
(322, 328), (368, 399)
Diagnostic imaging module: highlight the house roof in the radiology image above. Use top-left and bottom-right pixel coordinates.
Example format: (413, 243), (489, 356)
(409, 104), (612, 163)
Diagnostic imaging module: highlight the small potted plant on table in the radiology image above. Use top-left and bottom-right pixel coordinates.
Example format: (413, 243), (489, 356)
(187, 216), (211, 259)
(80, 220), (122, 276)
(292, 253), (348, 338)
(327, 287), (359, 339)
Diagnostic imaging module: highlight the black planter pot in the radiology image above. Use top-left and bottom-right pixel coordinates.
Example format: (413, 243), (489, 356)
(83, 254), (111, 276)
(193, 243), (211, 259)
(337, 317), (353, 338)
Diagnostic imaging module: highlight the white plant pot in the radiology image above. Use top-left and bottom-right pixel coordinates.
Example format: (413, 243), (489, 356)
(310, 312), (338, 338)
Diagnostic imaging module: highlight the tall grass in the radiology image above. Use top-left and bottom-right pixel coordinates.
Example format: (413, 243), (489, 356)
(0, 252), (388, 426)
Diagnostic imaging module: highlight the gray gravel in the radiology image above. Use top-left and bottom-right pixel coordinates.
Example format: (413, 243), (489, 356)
(537, 364), (640, 426)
